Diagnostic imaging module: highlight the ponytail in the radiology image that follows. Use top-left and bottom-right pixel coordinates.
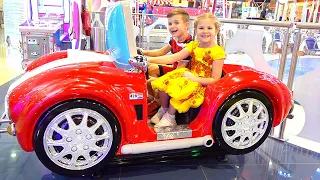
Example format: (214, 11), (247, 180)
(193, 28), (196, 41)
(217, 31), (221, 46)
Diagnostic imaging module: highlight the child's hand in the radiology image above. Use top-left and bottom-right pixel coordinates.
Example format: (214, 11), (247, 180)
(137, 48), (144, 55)
(183, 71), (195, 81)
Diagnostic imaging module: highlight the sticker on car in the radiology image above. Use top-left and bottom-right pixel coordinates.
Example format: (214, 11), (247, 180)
(129, 93), (143, 100)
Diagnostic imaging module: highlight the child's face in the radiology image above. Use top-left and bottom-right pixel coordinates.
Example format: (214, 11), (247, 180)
(168, 15), (189, 38)
(196, 18), (217, 46)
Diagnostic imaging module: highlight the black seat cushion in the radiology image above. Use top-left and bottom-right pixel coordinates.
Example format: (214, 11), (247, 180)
(175, 106), (201, 125)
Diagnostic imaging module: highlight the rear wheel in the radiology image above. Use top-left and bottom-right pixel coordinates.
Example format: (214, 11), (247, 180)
(213, 91), (273, 155)
(34, 100), (121, 176)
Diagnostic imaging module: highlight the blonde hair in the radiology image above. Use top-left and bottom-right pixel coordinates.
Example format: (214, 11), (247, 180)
(193, 13), (222, 46)
(167, 8), (190, 23)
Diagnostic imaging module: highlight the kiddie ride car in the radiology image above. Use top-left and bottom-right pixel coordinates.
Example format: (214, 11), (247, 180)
(0, 2), (293, 177)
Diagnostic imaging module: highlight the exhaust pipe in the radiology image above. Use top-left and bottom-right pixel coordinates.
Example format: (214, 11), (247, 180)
(122, 135), (214, 155)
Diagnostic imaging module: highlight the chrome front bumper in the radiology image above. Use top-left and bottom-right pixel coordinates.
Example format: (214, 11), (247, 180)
(0, 112), (15, 135)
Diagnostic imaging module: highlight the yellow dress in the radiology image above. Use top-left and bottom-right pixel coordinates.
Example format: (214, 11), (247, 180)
(151, 41), (226, 113)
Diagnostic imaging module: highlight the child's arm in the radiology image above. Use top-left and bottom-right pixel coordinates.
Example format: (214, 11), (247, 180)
(185, 59), (224, 85)
(176, 61), (189, 68)
(141, 44), (171, 57)
(148, 48), (190, 64)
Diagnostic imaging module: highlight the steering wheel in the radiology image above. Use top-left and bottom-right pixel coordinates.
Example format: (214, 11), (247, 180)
(136, 49), (149, 79)
(128, 53), (148, 75)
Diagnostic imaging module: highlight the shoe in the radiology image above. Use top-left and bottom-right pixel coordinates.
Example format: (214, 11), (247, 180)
(154, 112), (177, 128)
(148, 101), (160, 116)
(150, 107), (166, 124)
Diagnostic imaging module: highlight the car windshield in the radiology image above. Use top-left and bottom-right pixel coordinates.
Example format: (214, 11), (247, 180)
(106, 49), (135, 70)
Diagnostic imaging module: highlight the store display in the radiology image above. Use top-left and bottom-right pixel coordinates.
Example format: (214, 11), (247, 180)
(19, 20), (63, 69)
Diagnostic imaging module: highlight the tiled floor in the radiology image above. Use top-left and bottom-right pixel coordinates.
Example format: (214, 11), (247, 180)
(1, 131), (320, 179)
(1, 79), (320, 180)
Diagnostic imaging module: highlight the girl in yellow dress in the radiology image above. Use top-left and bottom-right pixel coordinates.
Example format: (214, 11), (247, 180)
(148, 13), (226, 128)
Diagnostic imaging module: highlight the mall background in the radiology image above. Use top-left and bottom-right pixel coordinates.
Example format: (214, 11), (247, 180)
(0, 0), (320, 179)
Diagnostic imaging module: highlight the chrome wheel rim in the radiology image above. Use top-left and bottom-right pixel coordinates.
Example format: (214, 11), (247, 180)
(43, 108), (113, 170)
(221, 98), (269, 150)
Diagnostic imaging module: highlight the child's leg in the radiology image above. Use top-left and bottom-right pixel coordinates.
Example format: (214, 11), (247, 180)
(147, 79), (155, 101)
(147, 78), (161, 115)
(150, 91), (170, 124)
(167, 104), (177, 115)
(148, 64), (161, 78)
(146, 64), (160, 101)
(159, 91), (170, 108)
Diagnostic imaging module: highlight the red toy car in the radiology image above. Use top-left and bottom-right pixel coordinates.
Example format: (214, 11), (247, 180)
(0, 48), (293, 176)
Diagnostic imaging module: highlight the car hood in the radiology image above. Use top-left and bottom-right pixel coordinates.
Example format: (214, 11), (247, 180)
(8, 50), (118, 94)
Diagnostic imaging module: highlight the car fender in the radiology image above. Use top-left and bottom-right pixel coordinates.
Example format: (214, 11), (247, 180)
(26, 51), (68, 71)
(193, 70), (292, 137)
(11, 78), (134, 152)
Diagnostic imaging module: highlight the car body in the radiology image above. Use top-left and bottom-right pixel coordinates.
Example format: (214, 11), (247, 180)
(0, 49), (293, 176)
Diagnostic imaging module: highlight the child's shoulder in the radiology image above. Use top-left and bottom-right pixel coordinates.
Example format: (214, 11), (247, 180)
(211, 45), (224, 52)
(210, 46), (226, 60)
(186, 40), (199, 46)
(186, 41), (199, 51)
(185, 34), (193, 42)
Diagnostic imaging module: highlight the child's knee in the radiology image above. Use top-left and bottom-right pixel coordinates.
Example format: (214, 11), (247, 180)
(148, 64), (160, 77)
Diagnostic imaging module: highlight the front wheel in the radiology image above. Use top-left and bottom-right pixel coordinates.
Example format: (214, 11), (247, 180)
(33, 100), (121, 176)
(213, 91), (273, 155)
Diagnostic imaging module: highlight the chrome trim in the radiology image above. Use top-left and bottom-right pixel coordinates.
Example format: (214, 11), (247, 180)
(0, 112), (12, 134)
(4, 94), (9, 119)
(121, 135), (214, 154)
(295, 22), (320, 29)
(218, 18), (293, 28)
(0, 112), (11, 123)
(0, 119), (11, 124)
(154, 125), (192, 140)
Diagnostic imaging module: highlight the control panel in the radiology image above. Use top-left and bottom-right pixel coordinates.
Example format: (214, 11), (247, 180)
(26, 37), (50, 60)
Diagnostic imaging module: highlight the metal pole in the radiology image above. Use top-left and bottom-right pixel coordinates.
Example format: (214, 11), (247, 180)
(141, 14), (145, 49)
(270, 27), (291, 137)
(219, 18), (292, 28)
(278, 27), (291, 81)
(0, 129), (8, 133)
(278, 29), (301, 140)
(287, 29), (301, 90)
(139, 13), (143, 47)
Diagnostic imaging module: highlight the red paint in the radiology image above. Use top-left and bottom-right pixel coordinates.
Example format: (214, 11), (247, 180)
(7, 51), (292, 155)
